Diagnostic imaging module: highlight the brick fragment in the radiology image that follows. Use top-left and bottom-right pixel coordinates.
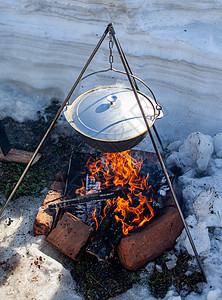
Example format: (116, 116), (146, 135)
(33, 207), (55, 236)
(33, 182), (65, 235)
(55, 169), (67, 183)
(49, 181), (65, 194)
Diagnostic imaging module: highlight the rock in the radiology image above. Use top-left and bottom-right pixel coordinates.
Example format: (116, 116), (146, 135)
(156, 264), (163, 273)
(117, 206), (184, 271)
(166, 260), (177, 270)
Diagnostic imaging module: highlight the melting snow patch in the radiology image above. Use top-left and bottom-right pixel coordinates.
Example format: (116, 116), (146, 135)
(0, 195), (82, 300)
(166, 132), (214, 173)
(207, 288), (222, 300)
(213, 133), (222, 158)
(176, 215), (211, 256)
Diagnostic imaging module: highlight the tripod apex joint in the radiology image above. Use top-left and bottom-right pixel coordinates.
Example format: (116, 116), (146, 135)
(106, 23), (114, 32)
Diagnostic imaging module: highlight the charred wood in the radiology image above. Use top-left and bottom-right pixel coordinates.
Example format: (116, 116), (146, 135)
(86, 203), (124, 259)
(46, 187), (125, 210)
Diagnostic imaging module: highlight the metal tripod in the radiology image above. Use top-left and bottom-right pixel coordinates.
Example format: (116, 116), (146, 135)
(0, 23), (206, 282)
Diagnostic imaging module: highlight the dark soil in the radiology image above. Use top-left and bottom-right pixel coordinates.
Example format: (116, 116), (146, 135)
(70, 252), (141, 299)
(0, 99), (87, 199)
(146, 252), (204, 299)
(0, 98), (204, 299)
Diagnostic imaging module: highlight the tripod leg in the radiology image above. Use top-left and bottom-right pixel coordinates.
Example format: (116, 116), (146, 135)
(0, 24), (111, 219)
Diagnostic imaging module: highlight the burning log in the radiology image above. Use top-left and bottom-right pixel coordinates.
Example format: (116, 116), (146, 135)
(86, 193), (159, 259)
(86, 202), (124, 259)
(45, 186), (127, 228)
(62, 150), (160, 259)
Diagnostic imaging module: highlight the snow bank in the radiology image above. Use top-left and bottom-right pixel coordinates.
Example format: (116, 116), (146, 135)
(1, 0), (222, 142)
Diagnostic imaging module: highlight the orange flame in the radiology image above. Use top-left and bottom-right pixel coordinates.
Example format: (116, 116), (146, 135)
(75, 178), (85, 196)
(77, 150), (154, 235)
(92, 207), (99, 230)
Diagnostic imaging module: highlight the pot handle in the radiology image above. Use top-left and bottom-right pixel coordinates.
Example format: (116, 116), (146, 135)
(107, 95), (118, 107)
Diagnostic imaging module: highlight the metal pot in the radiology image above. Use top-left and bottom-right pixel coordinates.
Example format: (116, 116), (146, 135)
(64, 86), (163, 153)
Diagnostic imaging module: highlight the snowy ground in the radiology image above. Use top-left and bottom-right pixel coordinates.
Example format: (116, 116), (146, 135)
(0, 193), (82, 300)
(1, 131), (222, 300)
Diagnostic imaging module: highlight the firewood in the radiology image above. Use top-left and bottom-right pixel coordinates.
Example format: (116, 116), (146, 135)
(86, 203), (124, 259)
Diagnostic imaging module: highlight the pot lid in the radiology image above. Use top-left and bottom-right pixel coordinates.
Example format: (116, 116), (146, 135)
(64, 86), (162, 142)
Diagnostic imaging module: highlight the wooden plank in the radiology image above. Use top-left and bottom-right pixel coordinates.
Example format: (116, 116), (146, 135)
(0, 148), (41, 165)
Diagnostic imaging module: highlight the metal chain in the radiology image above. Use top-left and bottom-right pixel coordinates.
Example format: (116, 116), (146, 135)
(109, 33), (114, 69)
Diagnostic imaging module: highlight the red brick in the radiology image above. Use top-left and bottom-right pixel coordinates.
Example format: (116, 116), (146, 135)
(117, 206), (184, 271)
(49, 181), (65, 194)
(55, 169), (67, 183)
(46, 212), (93, 260)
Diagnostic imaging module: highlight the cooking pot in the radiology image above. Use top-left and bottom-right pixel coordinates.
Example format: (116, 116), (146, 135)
(64, 85), (163, 153)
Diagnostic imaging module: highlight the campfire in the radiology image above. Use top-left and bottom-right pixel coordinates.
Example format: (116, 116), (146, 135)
(34, 150), (184, 270)
(76, 151), (155, 236)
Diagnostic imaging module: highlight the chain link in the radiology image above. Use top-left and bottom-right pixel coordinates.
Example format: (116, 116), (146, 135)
(109, 33), (114, 68)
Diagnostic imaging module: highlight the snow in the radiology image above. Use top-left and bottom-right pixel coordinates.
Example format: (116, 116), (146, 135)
(207, 289), (222, 300)
(0, 194), (82, 299)
(0, 81), (63, 122)
(1, 1), (222, 299)
(1, 0), (222, 142)
(166, 132), (214, 173)
(165, 254), (178, 270)
(213, 133), (222, 158)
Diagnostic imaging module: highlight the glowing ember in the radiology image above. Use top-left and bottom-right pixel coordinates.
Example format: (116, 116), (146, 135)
(76, 150), (154, 235)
